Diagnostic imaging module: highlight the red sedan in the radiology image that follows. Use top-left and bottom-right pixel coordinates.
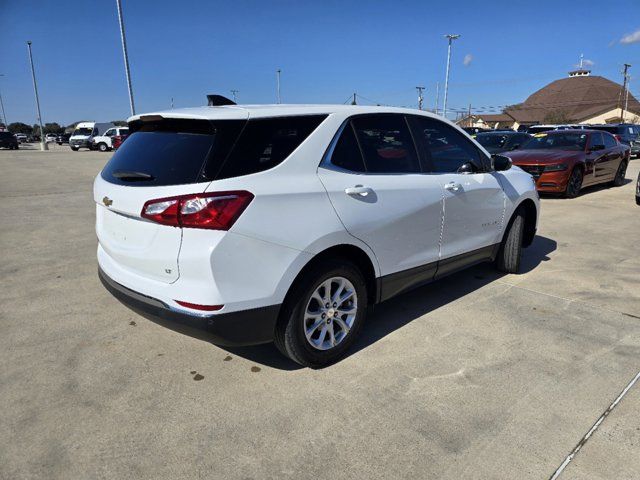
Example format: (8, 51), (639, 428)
(508, 130), (630, 197)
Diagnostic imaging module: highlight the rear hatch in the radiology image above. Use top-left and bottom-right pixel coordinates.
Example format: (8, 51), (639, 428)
(94, 114), (248, 283)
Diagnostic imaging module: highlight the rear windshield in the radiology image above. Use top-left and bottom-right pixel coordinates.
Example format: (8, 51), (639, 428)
(101, 115), (326, 187)
(0, 132), (14, 138)
(589, 125), (618, 134)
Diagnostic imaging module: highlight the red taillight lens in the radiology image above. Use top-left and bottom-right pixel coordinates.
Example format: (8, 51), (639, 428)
(174, 300), (223, 311)
(141, 191), (253, 230)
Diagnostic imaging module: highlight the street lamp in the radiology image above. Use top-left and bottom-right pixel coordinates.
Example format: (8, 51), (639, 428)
(442, 34), (460, 118)
(116, 0), (135, 116)
(0, 74), (7, 129)
(26, 41), (47, 151)
(276, 69), (282, 104)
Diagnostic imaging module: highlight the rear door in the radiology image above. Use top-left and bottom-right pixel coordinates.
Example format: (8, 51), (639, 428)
(585, 132), (607, 183)
(94, 116), (247, 283)
(408, 115), (505, 266)
(317, 114), (444, 278)
(602, 132), (621, 179)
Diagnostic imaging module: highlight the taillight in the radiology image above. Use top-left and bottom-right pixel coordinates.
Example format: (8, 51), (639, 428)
(141, 191), (253, 230)
(614, 134), (622, 142)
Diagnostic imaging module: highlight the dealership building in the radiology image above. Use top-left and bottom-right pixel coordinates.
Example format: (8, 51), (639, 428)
(460, 68), (640, 130)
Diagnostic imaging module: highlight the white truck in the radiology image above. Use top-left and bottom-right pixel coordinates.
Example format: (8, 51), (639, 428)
(91, 126), (129, 152)
(69, 122), (114, 151)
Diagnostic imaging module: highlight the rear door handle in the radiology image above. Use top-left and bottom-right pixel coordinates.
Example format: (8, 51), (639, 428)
(444, 182), (462, 192)
(345, 185), (373, 197)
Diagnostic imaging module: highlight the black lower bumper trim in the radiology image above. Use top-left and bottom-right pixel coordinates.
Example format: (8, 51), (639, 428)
(99, 268), (280, 346)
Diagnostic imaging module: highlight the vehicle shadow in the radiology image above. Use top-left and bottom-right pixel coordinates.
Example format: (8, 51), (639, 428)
(223, 235), (557, 370)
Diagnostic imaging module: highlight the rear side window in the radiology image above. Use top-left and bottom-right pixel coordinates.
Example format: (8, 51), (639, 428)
(603, 133), (617, 148)
(588, 132), (604, 148)
(329, 124), (366, 172)
(213, 115), (327, 180)
(351, 115), (420, 173)
(408, 116), (483, 172)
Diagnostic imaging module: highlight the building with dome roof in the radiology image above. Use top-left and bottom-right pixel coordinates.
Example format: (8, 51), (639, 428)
(460, 68), (640, 130)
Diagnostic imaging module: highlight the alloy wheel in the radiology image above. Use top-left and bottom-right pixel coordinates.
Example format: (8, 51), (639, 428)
(304, 276), (357, 351)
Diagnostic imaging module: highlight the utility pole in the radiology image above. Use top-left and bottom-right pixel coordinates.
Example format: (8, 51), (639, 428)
(230, 89), (238, 103)
(276, 69), (281, 104)
(26, 41), (47, 151)
(116, 0), (136, 116)
(434, 82), (440, 115)
(0, 74), (7, 128)
(416, 86), (425, 110)
(442, 34), (460, 118)
(620, 63), (631, 122)
(170, 97), (174, 109)
(468, 103), (472, 127)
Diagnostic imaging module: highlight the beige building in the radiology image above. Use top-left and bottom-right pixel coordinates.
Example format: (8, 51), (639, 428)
(459, 68), (640, 130)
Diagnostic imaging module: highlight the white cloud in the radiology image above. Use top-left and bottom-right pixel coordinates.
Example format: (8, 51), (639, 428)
(620, 29), (640, 45)
(463, 54), (473, 67)
(582, 58), (595, 67)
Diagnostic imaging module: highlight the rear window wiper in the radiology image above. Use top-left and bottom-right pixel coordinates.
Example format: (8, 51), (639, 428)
(112, 170), (155, 181)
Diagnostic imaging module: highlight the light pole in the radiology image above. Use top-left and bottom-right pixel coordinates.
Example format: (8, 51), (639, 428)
(0, 74), (7, 128)
(26, 41), (47, 151)
(230, 89), (238, 103)
(442, 34), (460, 118)
(276, 69), (281, 104)
(416, 86), (425, 110)
(116, 0), (135, 116)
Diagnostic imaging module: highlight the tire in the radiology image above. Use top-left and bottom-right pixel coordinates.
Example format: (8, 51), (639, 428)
(97, 143), (108, 152)
(70, 147), (79, 151)
(612, 160), (627, 187)
(274, 258), (368, 368)
(564, 167), (583, 198)
(496, 208), (525, 274)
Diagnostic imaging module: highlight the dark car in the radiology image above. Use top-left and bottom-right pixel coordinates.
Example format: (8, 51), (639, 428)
(56, 133), (70, 145)
(588, 124), (640, 158)
(473, 131), (531, 154)
(0, 131), (19, 149)
(636, 171), (640, 205)
(508, 130), (630, 198)
(462, 127), (487, 135)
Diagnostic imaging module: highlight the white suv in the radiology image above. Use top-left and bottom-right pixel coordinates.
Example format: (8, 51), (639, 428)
(95, 105), (539, 367)
(92, 126), (130, 152)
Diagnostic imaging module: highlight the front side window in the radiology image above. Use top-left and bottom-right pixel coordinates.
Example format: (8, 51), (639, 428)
(587, 132), (604, 149)
(350, 115), (420, 173)
(104, 129), (115, 137)
(409, 116), (483, 172)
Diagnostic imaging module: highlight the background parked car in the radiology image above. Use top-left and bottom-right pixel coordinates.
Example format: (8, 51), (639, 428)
(0, 131), (19, 149)
(91, 126), (130, 152)
(588, 124), (640, 158)
(508, 130), (629, 198)
(462, 127), (487, 135)
(44, 133), (58, 143)
(56, 133), (70, 145)
(14, 133), (27, 143)
(473, 131), (531, 154)
(111, 131), (129, 150)
(636, 171), (640, 206)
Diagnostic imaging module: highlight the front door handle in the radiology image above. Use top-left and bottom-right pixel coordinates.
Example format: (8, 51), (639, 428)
(444, 182), (462, 192)
(345, 185), (373, 197)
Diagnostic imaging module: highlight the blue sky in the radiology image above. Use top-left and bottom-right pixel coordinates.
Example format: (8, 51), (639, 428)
(1, 0), (639, 125)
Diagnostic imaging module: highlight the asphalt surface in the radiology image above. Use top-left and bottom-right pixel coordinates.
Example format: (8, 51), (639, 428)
(1, 144), (639, 479)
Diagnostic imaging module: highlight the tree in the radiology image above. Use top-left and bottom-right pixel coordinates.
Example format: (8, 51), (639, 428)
(8, 122), (33, 135)
(43, 122), (64, 134)
(110, 120), (128, 126)
(543, 110), (572, 124)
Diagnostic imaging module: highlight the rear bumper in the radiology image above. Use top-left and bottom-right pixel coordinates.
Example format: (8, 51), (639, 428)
(99, 268), (280, 346)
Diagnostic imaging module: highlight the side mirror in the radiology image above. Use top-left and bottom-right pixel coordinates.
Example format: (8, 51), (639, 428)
(492, 154), (512, 171)
(590, 144), (605, 152)
(457, 162), (475, 174)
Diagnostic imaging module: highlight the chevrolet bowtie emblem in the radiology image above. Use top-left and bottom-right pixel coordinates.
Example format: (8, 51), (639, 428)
(102, 196), (113, 207)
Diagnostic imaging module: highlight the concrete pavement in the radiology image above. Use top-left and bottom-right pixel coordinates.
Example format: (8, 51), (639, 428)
(1, 147), (638, 479)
